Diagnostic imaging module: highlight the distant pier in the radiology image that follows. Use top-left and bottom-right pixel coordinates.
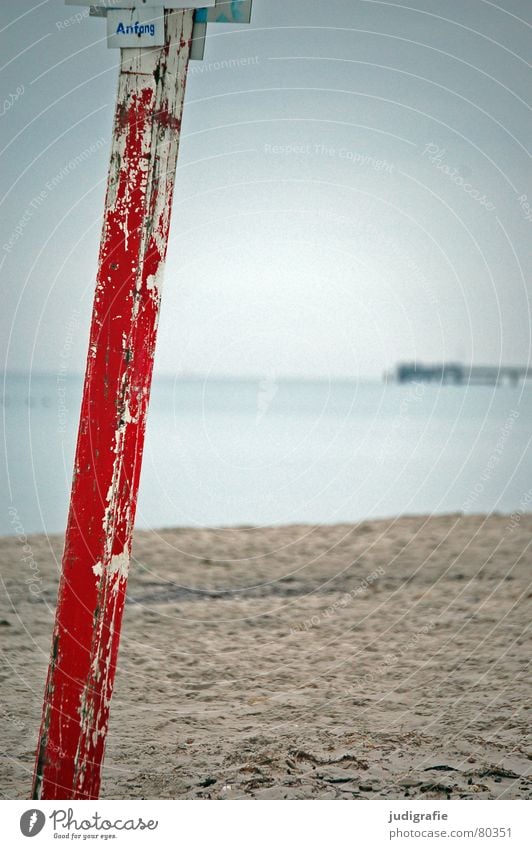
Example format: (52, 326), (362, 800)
(393, 362), (532, 386)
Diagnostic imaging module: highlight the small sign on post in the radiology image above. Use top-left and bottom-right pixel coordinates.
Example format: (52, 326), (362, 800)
(202, 0), (253, 23)
(192, 1), (254, 60)
(107, 7), (165, 48)
(65, 1), (215, 7)
(76, 1), (253, 56)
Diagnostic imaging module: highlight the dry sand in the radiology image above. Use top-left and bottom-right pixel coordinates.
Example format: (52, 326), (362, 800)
(1, 513), (531, 800)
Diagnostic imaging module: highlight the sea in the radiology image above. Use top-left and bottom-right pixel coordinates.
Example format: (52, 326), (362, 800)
(1, 372), (531, 537)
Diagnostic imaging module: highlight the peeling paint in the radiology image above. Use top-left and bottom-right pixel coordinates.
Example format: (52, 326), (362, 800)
(109, 550), (130, 582)
(146, 260), (165, 293)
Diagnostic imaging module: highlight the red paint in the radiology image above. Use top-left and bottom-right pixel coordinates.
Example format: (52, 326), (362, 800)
(32, 11), (194, 800)
(154, 108), (182, 132)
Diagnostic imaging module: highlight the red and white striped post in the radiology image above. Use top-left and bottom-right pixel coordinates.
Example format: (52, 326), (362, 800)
(32, 9), (194, 800)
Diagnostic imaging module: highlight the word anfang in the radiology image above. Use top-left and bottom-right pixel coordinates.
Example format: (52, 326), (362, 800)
(116, 22), (156, 37)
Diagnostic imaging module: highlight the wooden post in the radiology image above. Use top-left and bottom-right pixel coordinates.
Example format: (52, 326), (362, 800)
(32, 9), (194, 800)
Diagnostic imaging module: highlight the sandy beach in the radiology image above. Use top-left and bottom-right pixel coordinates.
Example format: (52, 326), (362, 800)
(1, 513), (531, 800)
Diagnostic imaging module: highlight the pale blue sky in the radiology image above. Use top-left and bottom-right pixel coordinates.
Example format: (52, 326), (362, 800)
(1, 0), (531, 379)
